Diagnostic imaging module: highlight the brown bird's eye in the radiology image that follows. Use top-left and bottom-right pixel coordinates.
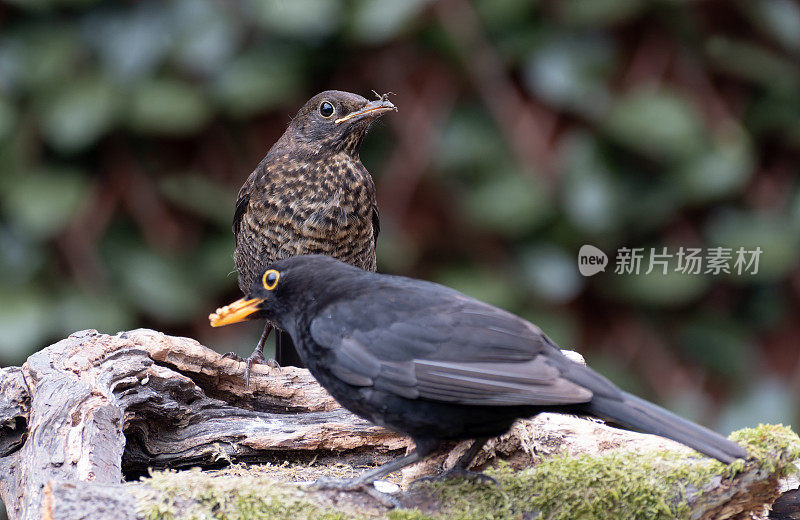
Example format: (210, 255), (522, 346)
(319, 101), (335, 118)
(262, 269), (280, 290)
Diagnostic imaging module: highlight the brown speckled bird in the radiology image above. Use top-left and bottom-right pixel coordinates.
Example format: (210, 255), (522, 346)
(225, 90), (396, 383)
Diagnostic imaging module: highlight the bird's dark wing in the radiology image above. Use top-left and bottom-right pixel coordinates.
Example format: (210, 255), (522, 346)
(232, 188), (250, 238)
(309, 282), (592, 406)
(371, 205), (380, 246)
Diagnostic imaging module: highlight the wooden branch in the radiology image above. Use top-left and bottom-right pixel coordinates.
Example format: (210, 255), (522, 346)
(0, 329), (797, 520)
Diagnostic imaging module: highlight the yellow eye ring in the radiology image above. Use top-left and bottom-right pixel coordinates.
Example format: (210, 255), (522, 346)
(262, 269), (280, 290)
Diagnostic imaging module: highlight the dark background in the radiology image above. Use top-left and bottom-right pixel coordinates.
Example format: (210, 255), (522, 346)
(1, 2), (798, 514)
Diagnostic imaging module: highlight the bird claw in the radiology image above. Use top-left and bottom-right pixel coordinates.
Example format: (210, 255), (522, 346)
(411, 466), (498, 487)
(310, 478), (401, 509)
(220, 351), (266, 389)
(243, 351), (266, 388)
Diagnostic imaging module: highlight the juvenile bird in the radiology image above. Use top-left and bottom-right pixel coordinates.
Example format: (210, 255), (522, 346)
(210, 255), (747, 488)
(227, 91), (396, 382)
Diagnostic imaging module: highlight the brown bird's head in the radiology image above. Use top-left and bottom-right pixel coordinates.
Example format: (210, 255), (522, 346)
(279, 90), (397, 156)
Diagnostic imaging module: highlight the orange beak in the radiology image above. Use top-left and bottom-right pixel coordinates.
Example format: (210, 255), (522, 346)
(209, 297), (264, 327)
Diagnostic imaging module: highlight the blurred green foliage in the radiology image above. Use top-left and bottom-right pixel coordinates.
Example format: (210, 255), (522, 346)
(0, 0), (798, 439)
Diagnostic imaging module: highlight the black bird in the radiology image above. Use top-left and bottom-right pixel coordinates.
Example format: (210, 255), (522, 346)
(210, 255), (747, 487)
(227, 90), (395, 381)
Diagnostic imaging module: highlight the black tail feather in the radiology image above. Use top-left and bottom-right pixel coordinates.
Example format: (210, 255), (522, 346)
(588, 390), (747, 464)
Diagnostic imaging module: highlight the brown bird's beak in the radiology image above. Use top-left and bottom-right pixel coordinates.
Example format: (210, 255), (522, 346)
(335, 98), (397, 124)
(209, 297), (264, 327)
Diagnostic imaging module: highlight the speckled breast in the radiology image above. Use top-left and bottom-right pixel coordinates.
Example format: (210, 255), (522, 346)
(234, 152), (377, 293)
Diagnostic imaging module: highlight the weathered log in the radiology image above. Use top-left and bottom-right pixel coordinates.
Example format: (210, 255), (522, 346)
(0, 329), (797, 520)
(0, 329), (409, 520)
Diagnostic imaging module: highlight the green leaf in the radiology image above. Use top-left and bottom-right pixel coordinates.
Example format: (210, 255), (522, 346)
(0, 290), (51, 363)
(248, 0), (343, 39)
(349, 0), (429, 44)
(55, 290), (134, 337)
(560, 132), (624, 234)
(4, 0), (100, 10)
(159, 174), (235, 227)
(474, 0), (539, 30)
(213, 49), (302, 117)
(2, 167), (89, 239)
(741, 0), (800, 53)
(524, 32), (616, 117)
(622, 181), (682, 233)
(671, 126), (754, 202)
(0, 23), (82, 92)
(80, 2), (172, 81)
(374, 222), (418, 274)
(705, 37), (799, 92)
(746, 89), (800, 136)
(679, 316), (753, 377)
(518, 244), (584, 303)
(603, 268), (711, 306)
(518, 308), (577, 348)
(435, 264), (521, 310)
(436, 106), (507, 176)
(194, 234), (238, 293)
(719, 379), (799, 433)
(463, 169), (553, 237)
(171, 0), (241, 74)
(0, 226), (46, 288)
(0, 97), (16, 143)
(39, 75), (119, 152)
(604, 88), (706, 161)
(793, 189), (800, 230)
(113, 249), (205, 323)
(555, 0), (646, 26)
(127, 79), (211, 135)
(706, 210), (800, 282)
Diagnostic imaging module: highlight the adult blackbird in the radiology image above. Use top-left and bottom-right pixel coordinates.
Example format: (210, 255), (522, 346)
(228, 90), (395, 382)
(210, 255), (747, 488)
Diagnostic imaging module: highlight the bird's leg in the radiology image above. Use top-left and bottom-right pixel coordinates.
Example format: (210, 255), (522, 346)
(411, 437), (498, 486)
(221, 324), (272, 388)
(273, 330), (304, 368)
(312, 438), (440, 504)
(267, 330), (285, 368)
(314, 451), (422, 492)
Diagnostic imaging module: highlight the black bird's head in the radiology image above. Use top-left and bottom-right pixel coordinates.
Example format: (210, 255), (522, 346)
(281, 90), (397, 157)
(210, 255), (363, 331)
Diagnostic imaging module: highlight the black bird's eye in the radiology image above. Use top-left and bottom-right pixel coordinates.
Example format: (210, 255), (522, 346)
(319, 101), (335, 118)
(262, 269), (280, 290)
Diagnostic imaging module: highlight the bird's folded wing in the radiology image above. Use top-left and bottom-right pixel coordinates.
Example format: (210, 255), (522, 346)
(310, 288), (593, 406)
(410, 357), (592, 405)
(232, 191), (250, 237)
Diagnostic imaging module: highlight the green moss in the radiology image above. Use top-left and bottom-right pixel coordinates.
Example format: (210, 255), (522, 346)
(136, 467), (361, 520)
(410, 424), (800, 520)
(421, 452), (717, 520)
(730, 423), (800, 475)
